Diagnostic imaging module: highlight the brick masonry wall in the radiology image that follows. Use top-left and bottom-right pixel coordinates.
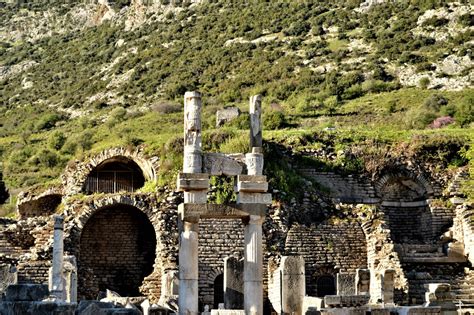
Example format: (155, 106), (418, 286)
(78, 205), (156, 299)
(382, 206), (432, 243)
(284, 222), (368, 297)
(298, 170), (377, 203)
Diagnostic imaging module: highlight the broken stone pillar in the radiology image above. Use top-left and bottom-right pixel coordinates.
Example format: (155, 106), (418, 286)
(224, 256), (244, 309)
(179, 91), (208, 315)
(184, 91), (203, 174)
(355, 269), (370, 296)
(159, 269), (179, 306)
(50, 215), (64, 300)
(383, 269), (395, 306)
(336, 273), (355, 296)
(249, 95), (262, 149)
(63, 255), (77, 303)
(179, 222), (199, 315)
(244, 215), (264, 315)
(245, 148), (264, 176)
(281, 256), (306, 315)
(424, 283), (456, 315)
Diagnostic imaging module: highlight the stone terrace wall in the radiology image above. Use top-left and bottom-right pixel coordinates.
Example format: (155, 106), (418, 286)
(454, 203), (474, 265)
(298, 169), (378, 203)
(284, 222), (368, 296)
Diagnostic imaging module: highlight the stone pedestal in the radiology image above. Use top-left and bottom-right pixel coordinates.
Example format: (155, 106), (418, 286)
(244, 215), (263, 315)
(224, 256), (244, 309)
(50, 215), (64, 300)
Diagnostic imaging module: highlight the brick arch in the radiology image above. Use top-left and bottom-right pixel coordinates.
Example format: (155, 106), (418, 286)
(62, 147), (159, 196)
(374, 170), (434, 201)
(206, 267), (224, 285)
(63, 195), (164, 300)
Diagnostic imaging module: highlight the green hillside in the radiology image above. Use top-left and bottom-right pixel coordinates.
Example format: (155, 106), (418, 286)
(0, 0), (473, 215)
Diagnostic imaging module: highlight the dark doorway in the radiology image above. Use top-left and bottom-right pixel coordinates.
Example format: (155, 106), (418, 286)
(84, 157), (145, 194)
(316, 275), (336, 297)
(78, 204), (156, 299)
(213, 274), (224, 309)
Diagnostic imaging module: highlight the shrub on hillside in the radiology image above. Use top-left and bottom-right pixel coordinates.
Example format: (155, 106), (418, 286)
(48, 131), (66, 151)
(264, 111), (286, 130)
(152, 102), (181, 114)
(424, 94), (448, 111)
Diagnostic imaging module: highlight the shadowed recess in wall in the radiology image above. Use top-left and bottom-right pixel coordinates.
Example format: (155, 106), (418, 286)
(78, 204), (156, 299)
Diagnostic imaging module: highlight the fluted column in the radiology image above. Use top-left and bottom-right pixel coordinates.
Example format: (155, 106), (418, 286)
(244, 214), (264, 315)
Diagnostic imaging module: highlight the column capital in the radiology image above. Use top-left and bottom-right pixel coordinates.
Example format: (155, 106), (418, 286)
(248, 214), (264, 225)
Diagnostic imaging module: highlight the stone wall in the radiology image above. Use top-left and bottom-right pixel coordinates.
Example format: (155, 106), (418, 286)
(284, 222), (368, 297)
(454, 203), (474, 265)
(382, 205), (432, 243)
(298, 169), (378, 204)
(79, 205), (157, 299)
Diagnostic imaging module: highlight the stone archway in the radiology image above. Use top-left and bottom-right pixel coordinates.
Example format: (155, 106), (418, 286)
(375, 172), (433, 243)
(78, 204), (157, 299)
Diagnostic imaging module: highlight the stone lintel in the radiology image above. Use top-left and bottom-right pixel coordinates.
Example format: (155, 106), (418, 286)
(238, 175), (267, 182)
(177, 173), (209, 191)
(237, 192), (272, 204)
(237, 181), (268, 193)
(178, 203), (266, 221)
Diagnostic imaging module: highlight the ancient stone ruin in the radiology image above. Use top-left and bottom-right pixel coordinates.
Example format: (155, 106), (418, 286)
(0, 92), (472, 315)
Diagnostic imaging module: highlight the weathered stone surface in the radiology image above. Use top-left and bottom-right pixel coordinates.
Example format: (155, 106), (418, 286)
(324, 295), (369, 308)
(424, 283), (456, 312)
(0, 300), (76, 315)
(184, 91), (202, 174)
(5, 284), (49, 302)
(77, 301), (115, 314)
(336, 273), (355, 296)
(237, 192), (272, 204)
(178, 203), (267, 221)
(249, 95), (262, 149)
(210, 310), (245, 315)
(355, 269), (370, 296)
(237, 181), (268, 193)
(50, 215), (65, 300)
(216, 107), (240, 127)
(244, 215), (263, 315)
(224, 256), (244, 310)
(203, 153), (243, 176)
(302, 296), (324, 313)
(245, 152), (263, 176)
(177, 173), (209, 191)
(281, 256), (305, 315)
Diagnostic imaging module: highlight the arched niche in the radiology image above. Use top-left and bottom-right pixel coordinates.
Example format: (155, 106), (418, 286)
(83, 156), (145, 194)
(78, 204), (156, 298)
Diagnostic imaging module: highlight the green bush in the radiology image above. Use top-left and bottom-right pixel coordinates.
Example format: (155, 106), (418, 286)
(424, 94), (448, 111)
(35, 113), (63, 131)
(35, 149), (58, 168)
(264, 111), (286, 130)
(48, 131), (66, 151)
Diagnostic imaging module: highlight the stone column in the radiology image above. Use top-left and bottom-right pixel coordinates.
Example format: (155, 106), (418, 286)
(179, 91), (205, 315)
(249, 95), (262, 149)
(244, 215), (264, 315)
(184, 91), (202, 174)
(50, 215), (64, 300)
(179, 221), (199, 315)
